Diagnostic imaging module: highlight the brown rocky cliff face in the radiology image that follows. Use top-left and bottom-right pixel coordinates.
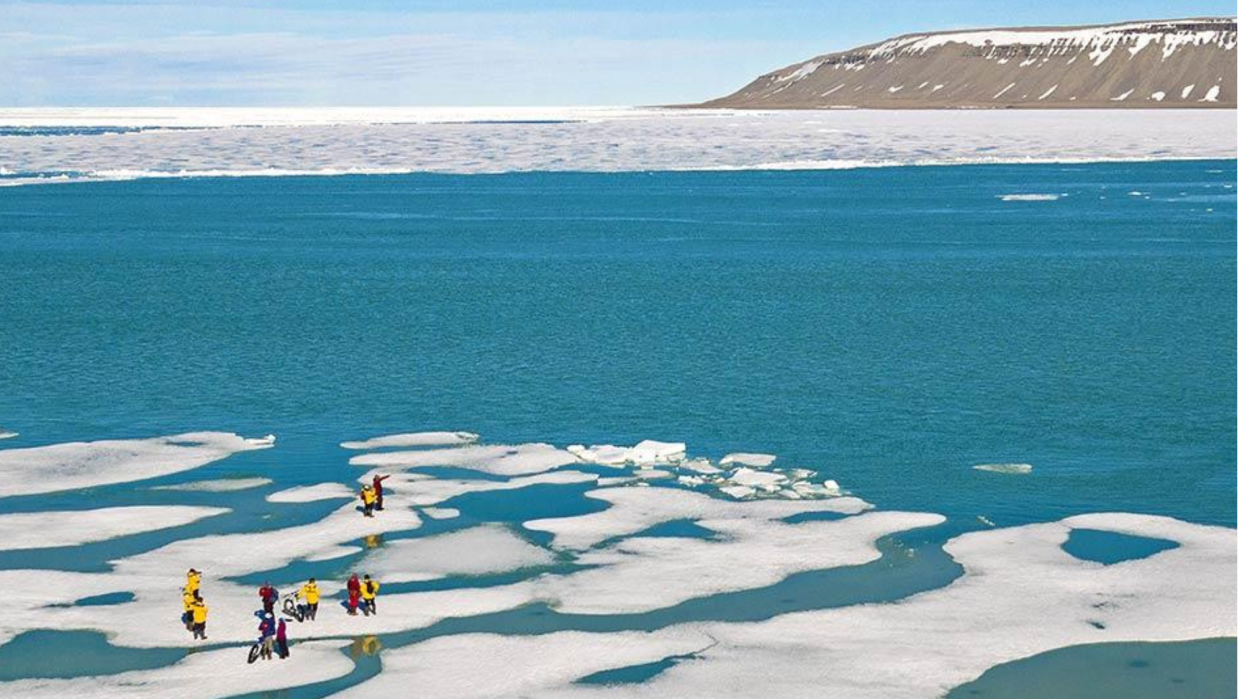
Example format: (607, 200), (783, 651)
(698, 18), (1236, 109)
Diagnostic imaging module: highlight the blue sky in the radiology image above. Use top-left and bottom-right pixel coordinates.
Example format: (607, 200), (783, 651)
(0, 0), (1235, 106)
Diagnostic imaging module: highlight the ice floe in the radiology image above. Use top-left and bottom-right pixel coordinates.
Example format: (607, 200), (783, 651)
(531, 509), (944, 614)
(0, 506), (229, 551)
(340, 431), (479, 450)
(0, 430), (16, 440)
(152, 477), (272, 492)
(359, 470), (598, 507)
(267, 482), (356, 503)
(0, 639), (354, 699)
(998, 193), (1060, 201)
(360, 525), (555, 583)
(0, 432), (274, 497)
(568, 440), (686, 466)
(525, 486), (871, 551)
(973, 463), (1034, 475)
(719, 453), (777, 468)
(328, 630), (712, 699)
(339, 514), (1235, 699)
(351, 443), (578, 476)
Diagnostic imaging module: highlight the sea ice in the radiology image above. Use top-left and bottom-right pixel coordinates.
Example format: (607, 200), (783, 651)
(569, 440), (687, 466)
(357, 470), (598, 507)
(719, 453), (777, 467)
(0, 432), (274, 497)
(359, 525), (555, 583)
(0, 506), (229, 551)
(340, 431), (479, 450)
(0, 640), (354, 699)
(973, 463), (1034, 475)
(152, 478), (272, 492)
(336, 514), (1235, 699)
(267, 482), (356, 503)
(351, 443), (578, 476)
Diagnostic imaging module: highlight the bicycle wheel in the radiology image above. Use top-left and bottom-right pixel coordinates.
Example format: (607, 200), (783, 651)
(248, 643), (261, 664)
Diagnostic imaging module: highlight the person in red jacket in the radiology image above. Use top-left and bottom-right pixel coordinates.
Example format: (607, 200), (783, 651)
(258, 582), (278, 615)
(372, 474), (390, 511)
(346, 573), (361, 616)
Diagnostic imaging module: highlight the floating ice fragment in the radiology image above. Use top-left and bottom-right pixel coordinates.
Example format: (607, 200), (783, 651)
(720, 453), (777, 467)
(999, 193), (1060, 202)
(351, 443), (577, 476)
(0, 432), (274, 498)
(340, 431), (479, 450)
(267, 482), (355, 503)
(153, 477), (272, 492)
(0, 506), (229, 551)
(361, 525), (554, 583)
(973, 463), (1034, 475)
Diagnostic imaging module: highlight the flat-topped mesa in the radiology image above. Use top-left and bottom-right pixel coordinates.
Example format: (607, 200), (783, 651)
(699, 17), (1236, 109)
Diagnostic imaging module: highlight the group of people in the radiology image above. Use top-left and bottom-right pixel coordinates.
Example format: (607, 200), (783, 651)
(181, 568), (208, 640)
(177, 474), (391, 660)
(346, 573), (381, 616)
(360, 474), (390, 517)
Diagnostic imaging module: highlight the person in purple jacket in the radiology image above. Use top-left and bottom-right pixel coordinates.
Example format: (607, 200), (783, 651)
(276, 617), (289, 659)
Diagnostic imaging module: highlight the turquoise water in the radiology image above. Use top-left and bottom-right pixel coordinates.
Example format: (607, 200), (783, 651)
(0, 161), (1234, 525)
(0, 160), (1235, 694)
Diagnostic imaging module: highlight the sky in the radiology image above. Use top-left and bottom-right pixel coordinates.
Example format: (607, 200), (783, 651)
(0, 0), (1235, 106)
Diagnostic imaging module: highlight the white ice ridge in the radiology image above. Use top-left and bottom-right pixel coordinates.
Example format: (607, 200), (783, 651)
(152, 477), (272, 492)
(0, 109), (1233, 185)
(350, 443), (578, 476)
(973, 463), (1034, 475)
(0, 432), (275, 497)
(266, 482), (356, 503)
(360, 525), (556, 583)
(0, 506), (229, 551)
(331, 514), (1236, 699)
(0, 639), (354, 699)
(340, 431), (479, 450)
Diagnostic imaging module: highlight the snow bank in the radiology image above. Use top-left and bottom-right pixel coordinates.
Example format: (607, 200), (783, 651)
(350, 443), (578, 476)
(152, 478), (272, 492)
(0, 640), (353, 699)
(340, 431), (479, 450)
(267, 482), (356, 503)
(0, 506), (229, 551)
(0, 432), (274, 497)
(360, 525), (555, 583)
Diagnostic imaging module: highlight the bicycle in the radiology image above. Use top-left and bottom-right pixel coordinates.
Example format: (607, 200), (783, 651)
(281, 592), (305, 622)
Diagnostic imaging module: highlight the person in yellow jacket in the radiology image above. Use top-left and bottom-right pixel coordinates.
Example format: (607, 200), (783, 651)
(298, 578), (320, 621)
(190, 598), (208, 640)
(360, 485), (377, 518)
(181, 587), (196, 631)
(186, 568), (202, 595)
(359, 574), (380, 616)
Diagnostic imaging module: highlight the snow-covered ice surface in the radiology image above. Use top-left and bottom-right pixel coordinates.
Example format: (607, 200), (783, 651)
(360, 525), (556, 582)
(0, 506), (229, 551)
(0, 108), (1232, 186)
(339, 431), (479, 450)
(267, 482), (356, 503)
(2, 640), (354, 699)
(973, 463), (1034, 475)
(0, 432), (1233, 699)
(328, 514), (1236, 699)
(0, 432), (274, 496)
(152, 477), (272, 492)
